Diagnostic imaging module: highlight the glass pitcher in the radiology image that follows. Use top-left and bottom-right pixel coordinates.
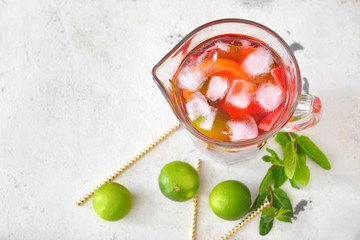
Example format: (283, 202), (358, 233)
(152, 19), (322, 165)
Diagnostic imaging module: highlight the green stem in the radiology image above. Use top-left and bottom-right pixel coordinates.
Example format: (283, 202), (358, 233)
(268, 186), (274, 207)
(288, 132), (297, 152)
(288, 132), (295, 140)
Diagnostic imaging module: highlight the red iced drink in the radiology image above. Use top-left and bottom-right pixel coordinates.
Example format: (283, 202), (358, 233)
(174, 34), (287, 142)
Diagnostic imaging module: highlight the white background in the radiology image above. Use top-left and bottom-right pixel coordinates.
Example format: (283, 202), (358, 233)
(1, 0), (360, 239)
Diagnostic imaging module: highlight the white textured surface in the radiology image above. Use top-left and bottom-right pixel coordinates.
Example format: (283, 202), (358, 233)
(1, 0), (360, 239)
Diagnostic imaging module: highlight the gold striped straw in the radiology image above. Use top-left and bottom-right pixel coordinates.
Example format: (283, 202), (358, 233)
(76, 122), (181, 206)
(190, 158), (201, 240)
(219, 201), (270, 240)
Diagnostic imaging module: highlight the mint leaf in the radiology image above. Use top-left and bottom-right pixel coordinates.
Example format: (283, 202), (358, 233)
(272, 188), (293, 221)
(295, 136), (331, 170)
(249, 192), (267, 212)
(259, 168), (274, 195)
(289, 178), (300, 189)
(262, 207), (278, 223)
(276, 215), (292, 223)
(284, 140), (297, 179)
(265, 148), (278, 158)
(262, 155), (272, 163)
(264, 148), (283, 166)
(262, 207), (278, 216)
(272, 165), (287, 188)
(260, 210), (274, 236)
(275, 207), (292, 222)
(275, 132), (291, 150)
(294, 152), (310, 186)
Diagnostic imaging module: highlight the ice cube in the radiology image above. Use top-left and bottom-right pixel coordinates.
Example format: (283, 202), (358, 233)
(240, 39), (251, 48)
(256, 83), (284, 111)
(215, 41), (230, 52)
(197, 52), (208, 64)
(186, 92), (217, 130)
(227, 115), (258, 141)
(212, 52), (218, 62)
(241, 47), (274, 76)
(225, 79), (255, 109)
(206, 76), (229, 102)
(178, 66), (206, 92)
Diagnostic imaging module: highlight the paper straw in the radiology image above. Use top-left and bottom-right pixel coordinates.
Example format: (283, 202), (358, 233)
(190, 158), (201, 240)
(76, 122), (181, 206)
(219, 201), (270, 240)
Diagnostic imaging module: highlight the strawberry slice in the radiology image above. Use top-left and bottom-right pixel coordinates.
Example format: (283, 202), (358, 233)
(258, 107), (283, 132)
(271, 67), (286, 92)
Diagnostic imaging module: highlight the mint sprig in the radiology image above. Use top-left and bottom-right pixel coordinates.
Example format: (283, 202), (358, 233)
(255, 132), (330, 235)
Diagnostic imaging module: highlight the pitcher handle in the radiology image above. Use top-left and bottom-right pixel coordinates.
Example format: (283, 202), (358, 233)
(281, 94), (322, 132)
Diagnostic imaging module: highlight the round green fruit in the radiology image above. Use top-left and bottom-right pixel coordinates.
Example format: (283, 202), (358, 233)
(159, 161), (200, 202)
(92, 182), (133, 221)
(209, 180), (251, 220)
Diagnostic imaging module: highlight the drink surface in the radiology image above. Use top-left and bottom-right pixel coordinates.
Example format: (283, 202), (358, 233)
(174, 34), (287, 143)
